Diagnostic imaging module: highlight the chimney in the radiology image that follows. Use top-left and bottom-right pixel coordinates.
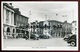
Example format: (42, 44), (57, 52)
(10, 3), (12, 6)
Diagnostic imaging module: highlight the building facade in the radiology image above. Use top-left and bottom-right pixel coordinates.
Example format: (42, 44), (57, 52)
(3, 3), (29, 39)
(3, 3), (15, 39)
(48, 20), (63, 38)
(30, 20), (39, 34)
(71, 21), (77, 34)
(14, 8), (29, 38)
(62, 21), (72, 37)
(33, 20), (72, 38)
(38, 21), (44, 34)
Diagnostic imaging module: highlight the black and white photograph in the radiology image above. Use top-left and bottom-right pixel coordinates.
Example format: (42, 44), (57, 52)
(1, 1), (78, 50)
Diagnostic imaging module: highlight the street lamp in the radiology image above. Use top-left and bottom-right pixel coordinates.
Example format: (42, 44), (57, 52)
(28, 10), (32, 40)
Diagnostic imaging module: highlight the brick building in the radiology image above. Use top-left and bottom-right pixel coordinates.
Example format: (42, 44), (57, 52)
(14, 8), (29, 38)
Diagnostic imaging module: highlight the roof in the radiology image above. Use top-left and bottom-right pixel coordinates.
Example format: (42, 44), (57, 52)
(3, 3), (14, 10)
(72, 21), (77, 23)
(48, 20), (63, 24)
(63, 21), (71, 25)
(31, 22), (35, 24)
(39, 21), (44, 23)
(20, 15), (29, 19)
(3, 3), (29, 19)
(14, 8), (29, 19)
(14, 8), (21, 14)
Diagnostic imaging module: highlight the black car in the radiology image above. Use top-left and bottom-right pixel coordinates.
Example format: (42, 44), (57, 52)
(39, 34), (51, 39)
(63, 34), (72, 41)
(22, 34), (29, 40)
(67, 35), (76, 46)
(30, 34), (39, 40)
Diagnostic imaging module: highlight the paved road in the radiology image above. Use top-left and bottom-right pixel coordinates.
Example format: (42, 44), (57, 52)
(3, 38), (71, 47)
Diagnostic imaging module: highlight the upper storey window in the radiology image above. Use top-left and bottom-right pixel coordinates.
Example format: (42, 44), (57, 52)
(6, 10), (9, 24)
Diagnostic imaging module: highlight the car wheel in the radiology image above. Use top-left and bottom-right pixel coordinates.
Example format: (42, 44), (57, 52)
(70, 41), (76, 46)
(64, 38), (66, 41)
(34, 37), (37, 40)
(33, 38), (36, 40)
(37, 38), (39, 40)
(25, 38), (28, 40)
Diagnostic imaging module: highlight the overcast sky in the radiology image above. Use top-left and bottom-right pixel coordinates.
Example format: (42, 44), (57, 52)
(10, 1), (78, 23)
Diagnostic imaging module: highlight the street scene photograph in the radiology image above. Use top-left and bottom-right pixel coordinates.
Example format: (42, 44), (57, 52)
(1, 1), (78, 50)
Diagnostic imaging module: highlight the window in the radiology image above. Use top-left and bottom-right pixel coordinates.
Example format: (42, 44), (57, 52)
(75, 28), (77, 31)
(13, 29), (15, 33)
(49, 22), (50, 26)
(6, 10), (9, 23)
(75, 23), (76, 26)
(21, 16), (22, 22)
(17, 15), (19, 21)
(7, 27), (10, 32)
(17, 23), (19, 27)
(11, 12), (13, 24)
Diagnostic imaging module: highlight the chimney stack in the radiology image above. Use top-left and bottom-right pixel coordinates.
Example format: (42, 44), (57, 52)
(10, 3), (12, 6)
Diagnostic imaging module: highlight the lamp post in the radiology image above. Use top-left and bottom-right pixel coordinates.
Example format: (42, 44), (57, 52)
(28, 10), (32, 40)
(43, 14), (49, 35)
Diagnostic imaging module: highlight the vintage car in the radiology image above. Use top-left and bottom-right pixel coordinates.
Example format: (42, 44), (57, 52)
(67, 34), (76, 46)
(63, 34), (70, 41)
(22, 34), (29, 40)
(39, 34), (51, 39)
(30, 34), (39, 40)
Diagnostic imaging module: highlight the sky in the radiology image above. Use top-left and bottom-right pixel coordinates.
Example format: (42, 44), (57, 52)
(10, 1), (78, 23)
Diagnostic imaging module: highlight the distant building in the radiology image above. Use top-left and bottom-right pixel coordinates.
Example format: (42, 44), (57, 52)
(38, 21), (44, 34)
(31, 20), (72, 38)
(43, 20), (49, 35)
(48, 20), (63, 38)
(30, 20), (40, 34)
(71, 21), (77, 34)
(62, 21), (72, 36)
(3, 3), (15, 39)
(14, 8), (29, 38)
(48, 20), (72, 38)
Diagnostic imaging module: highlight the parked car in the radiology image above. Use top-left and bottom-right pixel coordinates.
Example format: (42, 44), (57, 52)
(30, 34), (39, 40)
(39, 34), (51, 39)
(67, 34), (76, 46)
(63, 34), (73, 41)
(22, 34), (29, 40)
(63, 35), (70, 41)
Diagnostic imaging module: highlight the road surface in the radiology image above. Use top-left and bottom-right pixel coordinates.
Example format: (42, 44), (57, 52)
(3, 38), (71, 47)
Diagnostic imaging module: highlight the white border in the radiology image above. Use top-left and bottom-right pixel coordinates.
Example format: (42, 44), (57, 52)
(1, 1), (78, 51)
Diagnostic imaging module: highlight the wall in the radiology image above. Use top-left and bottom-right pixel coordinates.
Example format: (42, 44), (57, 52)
(72, 21), (77, 34)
